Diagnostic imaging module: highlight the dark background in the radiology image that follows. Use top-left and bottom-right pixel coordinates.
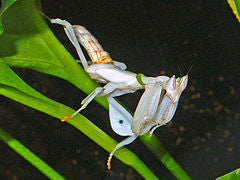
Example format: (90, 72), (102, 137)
(0, 0), (240, 179)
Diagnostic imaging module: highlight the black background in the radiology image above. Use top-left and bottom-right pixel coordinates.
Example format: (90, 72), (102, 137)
(0, 0), (240, 179)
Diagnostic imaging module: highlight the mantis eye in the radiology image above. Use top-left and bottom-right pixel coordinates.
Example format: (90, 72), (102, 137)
(176, 77), (181, 86)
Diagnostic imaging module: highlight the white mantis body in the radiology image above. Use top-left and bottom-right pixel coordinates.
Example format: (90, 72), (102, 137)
(50, 18), (188, 169)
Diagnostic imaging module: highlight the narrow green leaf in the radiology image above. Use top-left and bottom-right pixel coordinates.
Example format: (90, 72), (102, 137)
(216, 168), (240, 180)
(227, 0), (240, 22)
(140, 135), (192, 180)
(0, 0), (16, 34)
(0, 128), (66, 180)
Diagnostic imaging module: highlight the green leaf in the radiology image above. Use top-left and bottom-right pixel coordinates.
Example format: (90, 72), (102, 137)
(141, 135), (191, 180)
(216, 168), (240, 180)
(0, 0), (16, 34)
(227, 0), (240, 22)
(0, 128), (66, 180)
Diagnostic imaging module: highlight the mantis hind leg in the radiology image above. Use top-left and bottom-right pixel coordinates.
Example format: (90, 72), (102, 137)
(51, 18), (89, 70)
(71, 87), (103, 117)
(107, 134), (138, 169)
(61, 87), (103, 121)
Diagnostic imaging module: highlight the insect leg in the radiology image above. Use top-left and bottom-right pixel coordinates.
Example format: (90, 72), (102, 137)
(51, 18), (89, 70)
(131, 82), (163, 136)
(148, 94), (178, 135)
(107, 134), (138, 169)
(71, 87), (104, 117)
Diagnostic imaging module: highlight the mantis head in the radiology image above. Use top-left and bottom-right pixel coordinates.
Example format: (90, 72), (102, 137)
(165, 75), (188, 104)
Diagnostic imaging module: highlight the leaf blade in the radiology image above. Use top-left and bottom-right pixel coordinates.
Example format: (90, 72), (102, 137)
(0, 128), (66, 180)
(0, 0), (17, 34)
(227, 0), (240, 22)
(216, 168), (240, 180)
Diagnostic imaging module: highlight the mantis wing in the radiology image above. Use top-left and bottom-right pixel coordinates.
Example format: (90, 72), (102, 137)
(131, 82), (163, 135)
(107, 97), (134, 136)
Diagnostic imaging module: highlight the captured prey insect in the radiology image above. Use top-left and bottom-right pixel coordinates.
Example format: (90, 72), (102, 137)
(106, 74), (188, 169)
(50, 18), (170, 121)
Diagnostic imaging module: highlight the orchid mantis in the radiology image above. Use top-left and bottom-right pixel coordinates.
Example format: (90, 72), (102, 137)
(51, 18), (170, 120)
(106, 74), (188, 169)
(50, 18), (188, 169)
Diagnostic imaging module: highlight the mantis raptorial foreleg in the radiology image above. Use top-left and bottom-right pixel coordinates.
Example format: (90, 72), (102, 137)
(149, 94), (177, 136)
(131, 82), (163, 135)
